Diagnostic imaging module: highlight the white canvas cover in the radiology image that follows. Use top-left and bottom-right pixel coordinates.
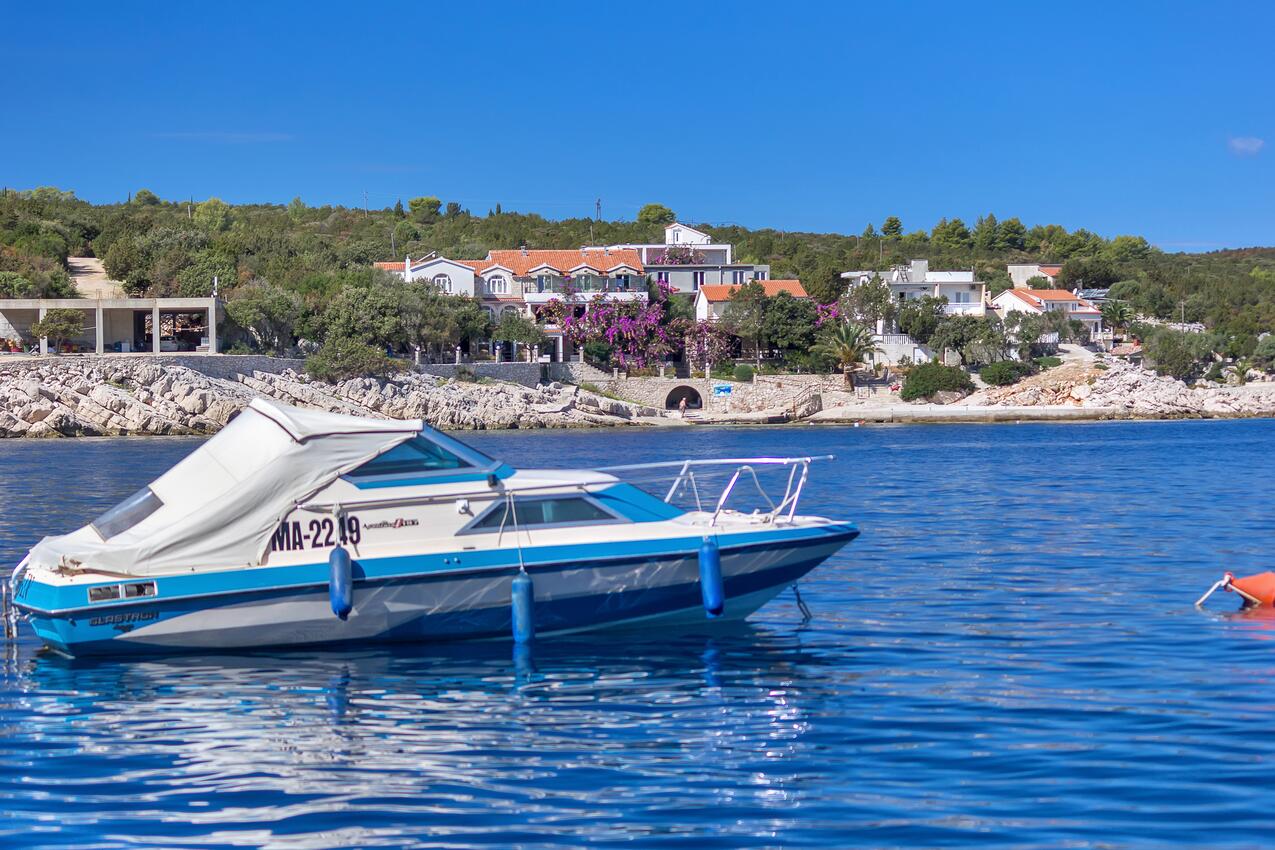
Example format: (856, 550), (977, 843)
(28, 399), (422, 576)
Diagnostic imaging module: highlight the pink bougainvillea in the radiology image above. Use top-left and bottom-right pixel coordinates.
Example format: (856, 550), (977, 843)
(650, 245), (703, 266)
(815, 301), (841, 327)
(541, 280), (679, 368)
(683, 319), (732, 367)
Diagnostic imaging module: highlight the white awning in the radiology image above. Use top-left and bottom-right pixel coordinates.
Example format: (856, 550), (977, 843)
(28, 399), (422, 576)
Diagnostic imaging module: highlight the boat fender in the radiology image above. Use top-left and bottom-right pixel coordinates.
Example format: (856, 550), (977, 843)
(329, 546), (353, 620)
(699, 537), (725, 618)
(511, 571), (535, 643)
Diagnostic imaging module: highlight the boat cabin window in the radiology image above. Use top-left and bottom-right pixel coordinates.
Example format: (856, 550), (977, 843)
(465, 496), (621, 532)
(347, 437), (474, 480)
(91, 487), (164, 541)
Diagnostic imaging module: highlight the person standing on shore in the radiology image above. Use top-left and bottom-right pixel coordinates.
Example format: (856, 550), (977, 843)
(678, 397), (688, 417)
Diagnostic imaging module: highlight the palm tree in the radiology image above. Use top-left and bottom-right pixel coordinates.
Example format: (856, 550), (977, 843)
(1101, 300), (1134, 338)
(814, 321), (881, 387)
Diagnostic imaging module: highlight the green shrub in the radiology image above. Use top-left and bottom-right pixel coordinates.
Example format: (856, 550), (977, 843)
(980, 360), (1034, 386)
(1034, 355), (1063, 368)
(583, 341), (612, 367)
(1253, 335), (1275, 368)
(733, 363), (755, 382)
(305, 336), (404, 382)
(900, 361), (974, 401)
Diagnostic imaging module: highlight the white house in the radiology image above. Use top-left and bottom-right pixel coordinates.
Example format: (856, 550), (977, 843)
(610, 222), (769, 294)
(841, 260), (986, 319)
(1007, 263), (1063, 289)
(992, 288), (1103, 339)
(384, 255), (480, 296)
(694, 280), (807, 323)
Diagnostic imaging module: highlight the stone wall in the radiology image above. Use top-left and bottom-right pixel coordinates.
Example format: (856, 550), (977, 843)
(415, 362), (544, 388)
(0, 353), (308, 382)
(547, 360), (613, 385)
(559, 372), (833, 414)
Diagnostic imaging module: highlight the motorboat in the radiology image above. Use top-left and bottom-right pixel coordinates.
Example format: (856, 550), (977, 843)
(7, 399), (858, 656)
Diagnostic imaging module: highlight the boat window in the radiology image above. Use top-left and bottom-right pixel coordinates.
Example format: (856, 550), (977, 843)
(348, 437), (473, 479)
(466, 496), (621, 532)
(124, 581), (157, 598)
(88, 585), (121, 603)
(91, 487), (163, 541)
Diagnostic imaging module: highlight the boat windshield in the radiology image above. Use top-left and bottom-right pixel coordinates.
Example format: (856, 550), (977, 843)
(346, 433), (498, 482)
(464, 496), (622, 532)
(91, 487), (164, 540)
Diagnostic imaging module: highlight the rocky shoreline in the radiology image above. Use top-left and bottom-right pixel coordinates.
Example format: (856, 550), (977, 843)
(968, 359), (1275, 418)
(3, 356), (1274, 438)
(0, 358), (665, 437)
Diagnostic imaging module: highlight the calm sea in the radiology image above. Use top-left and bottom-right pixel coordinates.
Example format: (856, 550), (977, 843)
(2, 420), (1274, 849)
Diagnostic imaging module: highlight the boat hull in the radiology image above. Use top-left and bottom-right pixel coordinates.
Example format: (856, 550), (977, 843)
(19, 526), (857, 656)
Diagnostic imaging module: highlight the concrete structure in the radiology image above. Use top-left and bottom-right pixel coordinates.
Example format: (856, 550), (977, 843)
(842, 260), (986, 318)
(1007, 263), (1063, 289)
(840, 260), (986, 366)
(0, 297), (221, 356)
(694, 280), (808, 322)
(992, 288), (1103, 339)
(610, 222), (770, 294)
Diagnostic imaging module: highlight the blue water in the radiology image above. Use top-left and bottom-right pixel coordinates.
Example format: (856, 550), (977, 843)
(3, 420), (1275, 849)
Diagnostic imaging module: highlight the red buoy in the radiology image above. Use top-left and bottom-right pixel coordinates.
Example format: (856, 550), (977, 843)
(1227, 571), (1275, 608)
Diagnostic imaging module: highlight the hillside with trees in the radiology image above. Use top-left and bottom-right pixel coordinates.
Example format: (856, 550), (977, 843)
(3, 187), (1274, 380)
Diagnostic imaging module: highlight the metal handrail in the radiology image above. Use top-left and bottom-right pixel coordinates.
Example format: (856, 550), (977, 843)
(297, 456), (832, 528)
(602, 455), (831, 526)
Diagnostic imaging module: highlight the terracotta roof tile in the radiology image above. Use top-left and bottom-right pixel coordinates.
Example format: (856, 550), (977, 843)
(485, 248), (644, 276)
(699, 280), (807, 302)
(374, 261), (404, 271)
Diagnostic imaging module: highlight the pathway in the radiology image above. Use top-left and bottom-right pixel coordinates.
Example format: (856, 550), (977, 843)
(67, 257), (124, 298)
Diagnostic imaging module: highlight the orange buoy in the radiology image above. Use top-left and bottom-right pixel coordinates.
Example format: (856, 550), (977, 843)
(1227, 571), (1275, 608)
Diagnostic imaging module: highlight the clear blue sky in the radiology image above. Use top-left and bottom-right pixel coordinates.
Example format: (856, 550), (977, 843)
(3, 1), (1271, 250)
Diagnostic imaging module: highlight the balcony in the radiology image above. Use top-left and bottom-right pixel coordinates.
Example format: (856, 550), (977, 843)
(523, 286), (647, 305)
(942, 301), (985, 316)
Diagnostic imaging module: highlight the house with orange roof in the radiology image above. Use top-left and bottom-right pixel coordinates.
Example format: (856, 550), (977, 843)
(694, 280), (808, 323)
(991, 287), (1104, 339)
(610, 222), (771, 294)
(1007, 263), (1064, 289)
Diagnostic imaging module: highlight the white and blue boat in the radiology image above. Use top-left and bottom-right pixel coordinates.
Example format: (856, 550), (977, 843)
(7, 399), (857, 656)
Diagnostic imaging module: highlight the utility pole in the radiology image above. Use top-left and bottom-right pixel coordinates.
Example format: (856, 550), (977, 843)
(363, 190), (369, 218)
(188, 197), (193, 220)
(390, 228), (396, 256)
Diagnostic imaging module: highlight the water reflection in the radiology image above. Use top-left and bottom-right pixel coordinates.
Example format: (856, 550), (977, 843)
(5, 626), (840, 845)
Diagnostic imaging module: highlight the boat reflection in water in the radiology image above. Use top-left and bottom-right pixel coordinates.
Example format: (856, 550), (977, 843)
(11, 399), (857, 656)
(7, 627), (840, 846)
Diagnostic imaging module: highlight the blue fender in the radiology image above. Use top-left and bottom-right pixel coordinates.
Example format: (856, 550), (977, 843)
(329, 546), (353, 620)
(699, 537), (725, 618)
(511, 571), (535, 643)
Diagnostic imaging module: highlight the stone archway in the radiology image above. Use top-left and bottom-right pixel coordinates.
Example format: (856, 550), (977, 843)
(665, 385), (703, 410)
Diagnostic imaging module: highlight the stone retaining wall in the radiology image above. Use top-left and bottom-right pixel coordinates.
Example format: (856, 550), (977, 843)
(0, 353), (307, 383)
(416, 362), (543, 388)
(561, 373), (827, 414)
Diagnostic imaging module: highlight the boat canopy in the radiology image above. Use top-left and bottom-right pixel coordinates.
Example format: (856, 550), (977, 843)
(28, 399), (429, 576)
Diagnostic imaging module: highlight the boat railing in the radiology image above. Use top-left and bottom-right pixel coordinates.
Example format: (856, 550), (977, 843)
(593, 456), (832, 526)
(297, 456), (832, 528)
